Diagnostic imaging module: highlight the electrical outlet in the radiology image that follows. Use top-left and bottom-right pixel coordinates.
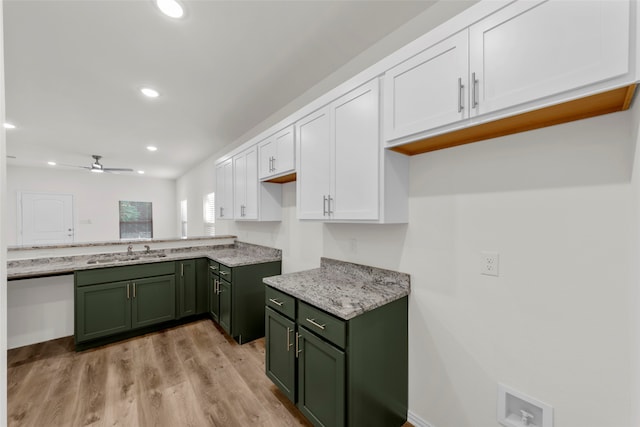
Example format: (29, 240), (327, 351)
(481, 251), (499, 276)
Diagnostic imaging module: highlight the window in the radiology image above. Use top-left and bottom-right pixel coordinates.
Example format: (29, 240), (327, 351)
(203, 192), (215, 236)
(180, 199), (188, 238)
(119, 201), (153, 239)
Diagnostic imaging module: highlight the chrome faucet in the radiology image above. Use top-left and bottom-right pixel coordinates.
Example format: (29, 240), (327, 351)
(144, 245), (151, 254)
(127, 245), (133, 255)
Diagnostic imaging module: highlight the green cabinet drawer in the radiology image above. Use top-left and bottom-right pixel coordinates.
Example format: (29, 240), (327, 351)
(298, 301), (346, 349)
(208, 260), (220, 275)
(218, 263), (232, 281)
(266, 286), (296, 320)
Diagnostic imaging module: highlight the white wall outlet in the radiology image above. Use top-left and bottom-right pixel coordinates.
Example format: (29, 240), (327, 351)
(481, 251), (499, 276)
(498, 383), (553, 427)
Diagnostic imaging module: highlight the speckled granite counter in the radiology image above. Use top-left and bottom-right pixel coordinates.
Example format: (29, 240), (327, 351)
(263, 257), (410, 320)
(8, 241), (282, 280)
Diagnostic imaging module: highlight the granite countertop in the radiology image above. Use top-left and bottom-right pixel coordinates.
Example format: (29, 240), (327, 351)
(263, 257), (410, 320)
(7, 241), (282, 280)
(8, 235), (236, 251)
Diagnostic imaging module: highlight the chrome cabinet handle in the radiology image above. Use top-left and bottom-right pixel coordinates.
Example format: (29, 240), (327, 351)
(133, 283), (136, 298)
(268, 298), (283, 306)
(209, 265), (218, 271)
(272, 156), (276, 172)
(472, 72), (478, 108)
(328, 196), (333, 215)
(323, 195), (328, 216)
(220, 206), (224, 218)
(220, 271), (229, 276)
(181, 263), (184, 277)
(458, 77), (464, 113)
(305, 318), (326, 330)
(295, 332), (301, 357)
(286, 327), (292, 351)
(127, 283), (130, 299)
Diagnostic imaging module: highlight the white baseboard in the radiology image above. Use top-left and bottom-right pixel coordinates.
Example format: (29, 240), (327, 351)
(408, 410), (436, 427)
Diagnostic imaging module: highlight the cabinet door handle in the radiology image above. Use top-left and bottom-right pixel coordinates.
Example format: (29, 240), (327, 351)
(268, 298), (283, 306)
(328, 196), (333, 215)
(305, 318), (326, 330)
(323, 195), (328, 216)
(127, 283), (130, 299)
(133, 283), (136, 298)
(272, 156), (276, 172)
(181, 263), (184, 277)
(286, 327), (292, 352)
(458, 77), (464, 113)
(472, 72), (478, 108)
(295, 332), (301, 358)
(220, 206), (224, 218)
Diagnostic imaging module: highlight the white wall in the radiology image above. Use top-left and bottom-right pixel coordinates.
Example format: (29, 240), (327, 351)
(183, 108), (639, 427)
(0, 1), (7, 421)
(7, 166), (177, 246)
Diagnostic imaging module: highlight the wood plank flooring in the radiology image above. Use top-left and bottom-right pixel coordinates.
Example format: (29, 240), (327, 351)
(8, 319), (413, 427)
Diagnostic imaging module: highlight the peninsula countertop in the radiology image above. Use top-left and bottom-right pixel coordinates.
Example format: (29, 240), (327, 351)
(8, 241), (282, 280)
(263, 257), (410, 320)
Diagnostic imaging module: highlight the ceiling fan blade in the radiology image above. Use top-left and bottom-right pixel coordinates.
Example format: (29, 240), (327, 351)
(103, 167), (134, 172)
(59, 163), (91, 169)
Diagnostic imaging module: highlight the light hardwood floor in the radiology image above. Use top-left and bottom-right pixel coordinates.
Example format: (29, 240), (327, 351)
(8, 319), (413, 427)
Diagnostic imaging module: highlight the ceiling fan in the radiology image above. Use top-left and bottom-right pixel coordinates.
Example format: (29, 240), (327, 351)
(66, 155), (134, 173)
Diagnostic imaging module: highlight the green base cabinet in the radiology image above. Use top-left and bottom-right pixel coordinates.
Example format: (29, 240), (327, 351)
(265, 285), (408, 427)
(176, 260), (196, 318)
(75, 262), (177, 347)
(210, 260), (282, 344)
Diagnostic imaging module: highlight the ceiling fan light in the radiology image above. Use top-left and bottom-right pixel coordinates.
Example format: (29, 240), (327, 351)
(138, 170), (145, 174)
(156, 0), (184, 18)
(91, 168), (104, 173)
(146, 145), (158, 152)
(4, 123), (16, 129)
(47, 161), (56, 166)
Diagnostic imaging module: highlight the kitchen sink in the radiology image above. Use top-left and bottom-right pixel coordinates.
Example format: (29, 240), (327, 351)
(86, 252), (167, 264)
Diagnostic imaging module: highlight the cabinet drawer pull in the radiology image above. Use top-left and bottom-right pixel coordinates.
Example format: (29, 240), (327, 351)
(220, 271), (229, 276)
(209, 265), (218, 271)
(305, 318), (326, 330)
(268, 298), (284, 307)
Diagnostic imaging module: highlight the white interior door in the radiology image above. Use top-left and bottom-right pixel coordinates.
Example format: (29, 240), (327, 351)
(19, 192), (74, 245)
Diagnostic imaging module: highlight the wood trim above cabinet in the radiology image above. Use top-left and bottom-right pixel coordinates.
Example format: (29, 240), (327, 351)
(264, 172), (297, 184)
(389, 84), (637, 156)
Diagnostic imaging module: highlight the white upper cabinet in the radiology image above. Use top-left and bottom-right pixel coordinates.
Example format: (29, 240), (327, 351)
(231, 146), (282, 221)
(384, 30), (469, 142)
(258, 126), (295, 181)
(215, 159), (233, 220)
(469, 0), (630, 116)
(297, 79), (408, 223)
(384, 0), (633, 147)
(296, 107), (331, 220)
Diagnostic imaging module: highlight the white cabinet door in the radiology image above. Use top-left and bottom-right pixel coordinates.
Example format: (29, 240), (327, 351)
(258, 138), (276, 180)
(215, 159), (233, 220)
(469, 0), (630, 116)
(244, 148), (258, 219)
(273, 125), (295, 175)
(233, 147), (258, 220)
(296, 107), (331, 220)
(384, 30), (468, 142)
(233, 153), (246, 219)
(333, 80), (379, 220)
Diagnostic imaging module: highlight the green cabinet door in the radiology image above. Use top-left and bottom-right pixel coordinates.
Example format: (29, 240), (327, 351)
(210, 273), (220, 322)
(131, 275), (176, 329)
(76, 280), (131, 343)
(218, 278), (232, 334)
(265, 307), (296, 402)
(195, 259), (209, 314)
(297, 326), (345, 427)
(177, 260), (196, 318)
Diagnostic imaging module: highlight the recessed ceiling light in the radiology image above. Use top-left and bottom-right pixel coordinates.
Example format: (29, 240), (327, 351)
(137, 170), (145, 175)
(156, 0), (184, 18)
(140, 87), (159, 98)
(4, 123), (16, 129)
(146, 145), (158, 152)
(47, 161), (56, 166)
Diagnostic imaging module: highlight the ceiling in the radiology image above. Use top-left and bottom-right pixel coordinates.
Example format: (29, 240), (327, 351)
(3, 0), (439, 179)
